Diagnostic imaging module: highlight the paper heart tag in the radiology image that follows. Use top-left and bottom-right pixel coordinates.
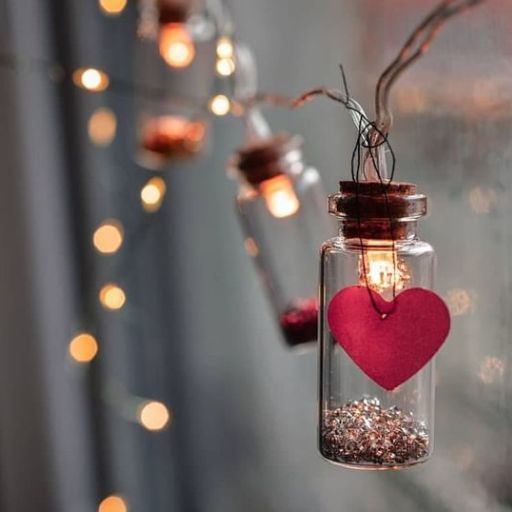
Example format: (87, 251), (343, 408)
(327, 286), (451, 391)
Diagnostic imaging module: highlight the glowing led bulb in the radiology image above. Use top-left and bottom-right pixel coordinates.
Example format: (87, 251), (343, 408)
(216, 36), (234, 59)
(69, 333), (98, 363)
(141, 177), (166, 212)
(88, 108), (117, 146)
(99, 283), (126, 310)
(358, 251), (410, 293)
(73, 68), (109, 92)
(158, 23), (195, 68)
(93, 221), (124, 254)
(99, 0), (127, 15)
(260, 174), (300, 219)
(209, 94), (231, 116)
(216, 57), (236, 76)
(138, 401), (171, 431)
(98, 495), (128, 512)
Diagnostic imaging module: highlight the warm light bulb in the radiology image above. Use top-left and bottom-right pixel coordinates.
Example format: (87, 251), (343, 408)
(69, 333), (98, 363)
(73, 68), (110, 92)
(209, 94), (231, 116)
(93, 221), (124, 254)
(216, 57), (236, 76)
(260, 174), (300, 219)
(98, 495), (128, 512)
(358, 251), (410, 293)
(158, 23), (195, 68)
(216, 36), (234, 59)
(99, 0), (127, 15)
(138, 401), (171, 431)
(99, 283), (126, 310)
(141, 177), (166, 212)
(88, 108), (117, 146)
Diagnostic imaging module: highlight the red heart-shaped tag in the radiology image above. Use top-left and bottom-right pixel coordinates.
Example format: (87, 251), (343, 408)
(327, 286), (451, 391)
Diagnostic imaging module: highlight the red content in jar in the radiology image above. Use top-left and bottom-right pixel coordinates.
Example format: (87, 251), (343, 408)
(279, 297), (318, 347)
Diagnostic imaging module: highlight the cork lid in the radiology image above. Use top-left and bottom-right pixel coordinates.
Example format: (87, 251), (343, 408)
(158, 0), (191, 23)
(234, 133), (303, 186)
(329, 181), (427, 220)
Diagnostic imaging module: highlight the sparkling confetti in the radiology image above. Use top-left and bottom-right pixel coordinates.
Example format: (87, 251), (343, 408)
(321, 397), (430, 467)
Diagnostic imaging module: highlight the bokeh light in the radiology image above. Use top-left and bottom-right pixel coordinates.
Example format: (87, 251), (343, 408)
(138, 401), (171, 431)
(98, 0), (128, 15)
(159, 23), (195, 68)
(88, 108), (117, 146)
(445, 288), (474, 316)
(478, 356), (504, 384)
(93, 221), (124, 254)
(98, 495), (128, 512)
(69, 333), (98, 363)
(73, 68), (109, 92)
(469, 186), (498, 214)
(99, 284), (126, 311)
(216, 36), (234, 59)
(209, 95), (231, 116)
(141, 177), (167, 212)
(216, 57), (236, 76)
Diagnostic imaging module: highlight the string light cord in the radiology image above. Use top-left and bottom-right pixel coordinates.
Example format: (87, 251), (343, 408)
(374, 0), (486, 139)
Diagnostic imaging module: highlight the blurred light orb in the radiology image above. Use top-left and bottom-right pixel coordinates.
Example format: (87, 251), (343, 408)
(209, 95), (231, 116)
(138, 401), (171, 431)
(445, 288), (474, 317)
(99, 284), (126, 310)
(159, 23), (195, 68)
(73, 68), (109, 92)
(69, 333), (98, 363)
(88, 108), (117, 146)
(99, 0), (127, 15)
(478, 356), (504, 384)
(98, 495), (128, 512)
(469, 186), (497, 214)
(216, 57), (235, 76)
(141, 177), (166, 212)
(216, 36), (234, 59)
(93, 221), (124, 254)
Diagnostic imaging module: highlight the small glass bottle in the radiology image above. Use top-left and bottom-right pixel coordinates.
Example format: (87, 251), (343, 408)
(319, 181), (435, 469)
(232, 133), (332, 348)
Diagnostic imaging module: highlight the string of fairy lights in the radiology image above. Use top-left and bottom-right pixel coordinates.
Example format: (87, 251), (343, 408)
(17, 1), (243, 511)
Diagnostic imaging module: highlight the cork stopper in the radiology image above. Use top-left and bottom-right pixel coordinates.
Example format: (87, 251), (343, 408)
(329, 181), (427, 239)
(234, 133), (303, 186)
(158, 0), (191, 23)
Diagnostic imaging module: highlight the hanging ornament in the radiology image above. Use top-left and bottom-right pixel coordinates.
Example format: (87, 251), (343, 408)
(314, 0), (485, 469)
(226, 45), (331, 349)
(231, 133), (331, 348)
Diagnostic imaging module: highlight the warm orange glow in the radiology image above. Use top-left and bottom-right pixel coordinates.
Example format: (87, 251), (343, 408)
(260, 174), (300, 218)
(88, 108), (117, 146)
(140, 115), (206, 161)
(69, 333), (98, 363)
(159, 23), (195, 68)
(141, 177), (167, 212)
(73, 68), (109, 92)
(358, 251), (410, 293)
(216, 36), (234, 59)
(445, 288), (474, 316)
(138, 401), (171, 431)
(93, 221), (124, 254)
(99, 284), (126, 310)
(98, 495), (128, 512)
(209, 94), (231, 116)
(216, 57), (236, 76)
(99, 0), (127, 15)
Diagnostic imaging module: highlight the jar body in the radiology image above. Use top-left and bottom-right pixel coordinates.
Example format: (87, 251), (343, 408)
(236, 167), (332, 348)
(319, 234), (435, 468)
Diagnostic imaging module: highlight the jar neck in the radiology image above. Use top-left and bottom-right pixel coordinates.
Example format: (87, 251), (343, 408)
(338, 219), (419, 244)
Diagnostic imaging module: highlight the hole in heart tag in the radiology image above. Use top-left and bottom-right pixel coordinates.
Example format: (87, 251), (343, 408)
(327, 286), (451, 391)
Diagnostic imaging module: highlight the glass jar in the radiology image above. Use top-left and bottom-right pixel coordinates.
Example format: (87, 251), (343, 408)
(232, 134), (332, 348)
(319, 181), (436, 469)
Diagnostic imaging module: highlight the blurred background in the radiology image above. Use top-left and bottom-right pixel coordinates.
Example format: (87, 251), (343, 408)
(1, 0), (512, 511)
